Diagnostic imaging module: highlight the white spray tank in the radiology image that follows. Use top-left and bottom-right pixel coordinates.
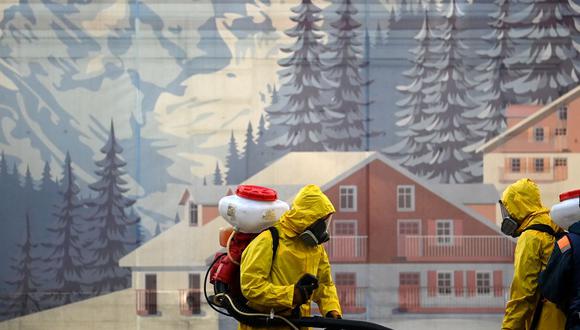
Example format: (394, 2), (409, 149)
(218, 185), (289, 234)
(550, 189), (580, 230)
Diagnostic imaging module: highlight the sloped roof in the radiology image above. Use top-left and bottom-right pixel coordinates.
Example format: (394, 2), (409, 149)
(177, 185), (235, 206)
(476, 85), (580, 153)
(246, 152), (375, 186)
(248, 151), (504, 236)
(120, 216), (228, 268)
(430, 184), (499, 205)
(122, 151), (507, 268)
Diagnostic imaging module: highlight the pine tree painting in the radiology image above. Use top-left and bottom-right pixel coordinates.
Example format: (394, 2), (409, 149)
(424, 0), (482, 183)
(391, 1), (481, 183)
(505, 0), (580, 103)
(5, 214), (41, 317)
(323, 0), (369, 151)
(225, 131), (244, 185)
(213, 161), (224, 185)
(266, 0), (338, 151)
(385, 11), (436, 177)
(43, 152), (86, 305)
(470, 0), (513, 144)
(241, 122), (259, 178)
(85, 121), (139, 295)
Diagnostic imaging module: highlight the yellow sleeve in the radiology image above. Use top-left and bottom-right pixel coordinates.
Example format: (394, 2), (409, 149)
(312, 248), (342, 316)
(502, 232), (542, 330)
(239, 231), (294, 309)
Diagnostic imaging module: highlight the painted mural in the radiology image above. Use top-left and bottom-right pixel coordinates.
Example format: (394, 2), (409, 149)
(0, 0), (579, 327)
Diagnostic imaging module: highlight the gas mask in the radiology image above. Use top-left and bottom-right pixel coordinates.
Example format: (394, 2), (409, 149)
(499, 200), (519, 237)
(299, 215), (332, 247)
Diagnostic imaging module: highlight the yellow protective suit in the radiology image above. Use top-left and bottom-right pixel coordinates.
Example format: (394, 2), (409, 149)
(501, 178), (566, 330)
(239, 184), (342, 330)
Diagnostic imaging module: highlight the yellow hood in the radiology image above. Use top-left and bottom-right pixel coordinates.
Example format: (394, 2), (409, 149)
(501, 178), (560, 235)
(279, 184), (335, 237)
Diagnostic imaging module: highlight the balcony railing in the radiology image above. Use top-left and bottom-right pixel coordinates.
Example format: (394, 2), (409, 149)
(325, 236), (368, 262)
(179, 289), (201, 316)
(136, 289), (157, 316)
(398, 286), (507, 313)
(337, 286), (367, 314)
(401, 235), (514, 262)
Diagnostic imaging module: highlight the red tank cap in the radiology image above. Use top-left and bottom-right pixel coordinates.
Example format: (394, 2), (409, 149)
(559, 189), (580, 202)
(236, 185), (277, 201)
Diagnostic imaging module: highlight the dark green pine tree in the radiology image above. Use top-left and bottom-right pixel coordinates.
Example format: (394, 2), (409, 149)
(420, 0), (481, 183)
(0, 151), (8, 181)
(225, 131), (244, 184)
(241, 122), (258, 178)
(23, 166), (35, 192)
(10, 163), (21, 188)
(43, 152), (85, 305)
(505, 0), (580, 103)
(213, 162), (223, 185)
(266, 0), (336, 151)
(323, 0), (369, 151)
(40, 161), (59, 194)
(86, 121), (139, 295)
(5, 214), (42, 317)
(384, 11), (435, 177)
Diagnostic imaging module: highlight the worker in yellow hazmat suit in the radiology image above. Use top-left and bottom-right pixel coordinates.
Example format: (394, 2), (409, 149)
(239, 184), (342, 330)
(501, 178), (566, 330)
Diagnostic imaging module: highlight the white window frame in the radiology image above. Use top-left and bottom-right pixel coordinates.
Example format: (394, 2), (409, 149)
(555, 128), (567, 136)
(437, 271), (453, 296)
(436, 220), (454, 245)
(333, 220), (358, 236)
(559, 105), (568, 120)
(397, 185), (415, 212)
(476, 271), (492, 296)
(339, 185), (357, 212)
(397, 219), (422, 235)
(510, 158), (521, 173)
(534, 158), (545, 173)
(534, 127), (544, 142)
(555, 158), (567, 167)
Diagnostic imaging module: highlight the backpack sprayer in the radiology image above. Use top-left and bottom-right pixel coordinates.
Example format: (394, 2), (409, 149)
(551, 189), (580, 230)
(194, 185), (393, 330)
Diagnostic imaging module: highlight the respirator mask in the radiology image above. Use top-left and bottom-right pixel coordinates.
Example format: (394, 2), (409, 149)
(499, 200), (519, 237)
(299, 214), (332, 247)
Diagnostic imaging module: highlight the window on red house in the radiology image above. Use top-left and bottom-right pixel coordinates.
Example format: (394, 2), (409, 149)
(510, 158), (521, 172)
(339, 185), (357, 211)
(476, 272), (491, 296)
(534, 158), (544, 172)
(555, 128), (567, 136)
(534, 127), (544, 142)
(559, 105), (568, 120)
(399, 272), (420, 286)
(397, 185), (415, 211)
(437, 272), (452, 296)
(334, 220), (357, 236)
(436, 220), (453, 245)
(555, 158), (567, 167)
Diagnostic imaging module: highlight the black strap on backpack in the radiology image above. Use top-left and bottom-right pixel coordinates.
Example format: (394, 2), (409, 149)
(267, 226), (279, 262)
(523, 223), (562, 329)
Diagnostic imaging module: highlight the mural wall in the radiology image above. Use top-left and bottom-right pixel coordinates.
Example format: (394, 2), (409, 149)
(0, 0), (578, 325)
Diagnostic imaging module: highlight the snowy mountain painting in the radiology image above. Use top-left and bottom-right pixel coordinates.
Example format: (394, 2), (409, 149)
(0, 0), (579, 321)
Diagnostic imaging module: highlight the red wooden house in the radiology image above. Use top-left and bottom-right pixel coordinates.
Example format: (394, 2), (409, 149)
(246, 151), (514, 317)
